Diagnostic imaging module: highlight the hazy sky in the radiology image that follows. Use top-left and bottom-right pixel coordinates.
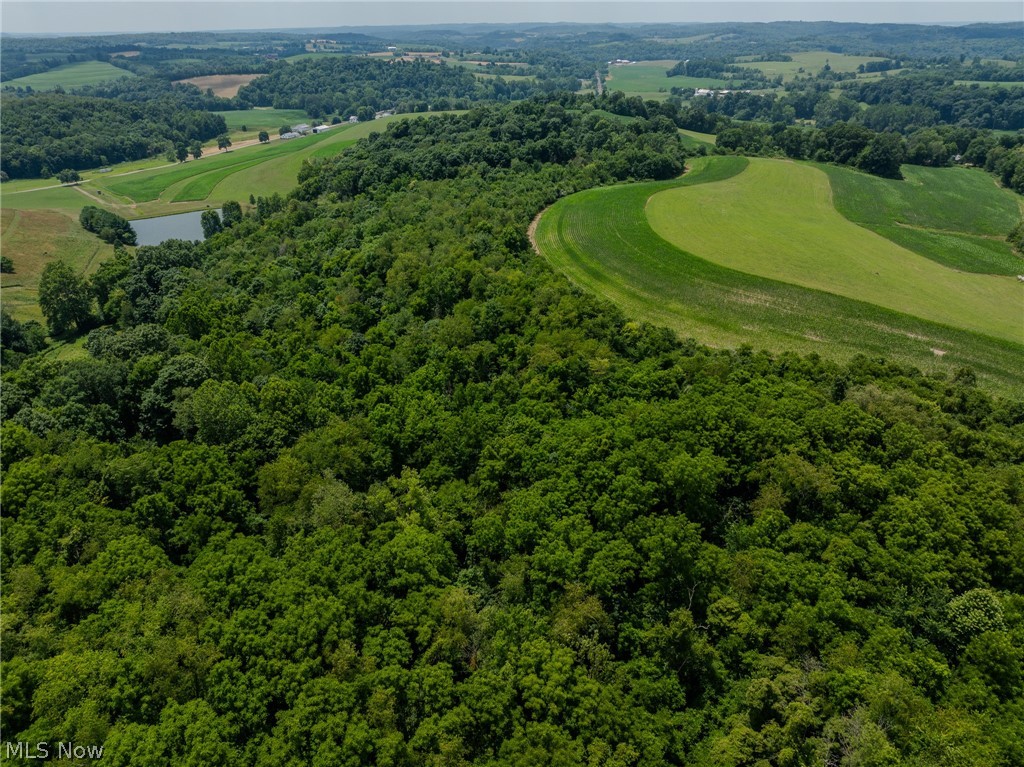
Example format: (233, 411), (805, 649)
(2, 1), (1020, 36)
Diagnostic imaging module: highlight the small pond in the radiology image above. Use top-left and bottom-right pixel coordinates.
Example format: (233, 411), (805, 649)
(130, 209), (219, 246)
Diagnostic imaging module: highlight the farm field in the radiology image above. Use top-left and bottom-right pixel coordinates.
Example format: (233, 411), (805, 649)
(3, 60), (136, 90)
(604, 61), (723, 100)
(819, 162), (1024, 274)
(533, 156), (1024, 394)
(735, 51), (887, 81)
(0, 207), (114, 322)
(645, 159), (1020, 343)
(176, 73), (263, 97)
(1, 113), (455, 314)
(213, 108), (312, 141)
(2, 116), (409, 221)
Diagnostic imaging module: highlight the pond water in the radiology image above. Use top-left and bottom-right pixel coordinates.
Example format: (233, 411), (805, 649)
(130, 209), (219, 246)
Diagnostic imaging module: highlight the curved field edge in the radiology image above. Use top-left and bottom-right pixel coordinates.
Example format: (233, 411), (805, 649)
(818, 162), (1024, 275)
(644, 159), (1021, 342)
(533, 158), (1024, 395)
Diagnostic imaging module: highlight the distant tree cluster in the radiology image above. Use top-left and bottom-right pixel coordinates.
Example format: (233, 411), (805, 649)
(79, 205), (137, 245)
(0, 93), (227, 178)
(234, 57), (556, 119)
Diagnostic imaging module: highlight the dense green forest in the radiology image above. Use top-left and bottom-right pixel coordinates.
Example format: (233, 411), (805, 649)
(233, 57), (571, 117)
(0, 93), (227, 178)
(3, 97), (1023, 765)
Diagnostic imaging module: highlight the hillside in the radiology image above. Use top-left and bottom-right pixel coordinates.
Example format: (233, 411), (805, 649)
(3, 98), (1023, 766)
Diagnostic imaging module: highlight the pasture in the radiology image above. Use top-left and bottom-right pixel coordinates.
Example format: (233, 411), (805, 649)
(735, 51), (887, 81)
(176, 74), (263, 97)
(87, 116), (404, 214)
(533, 156), (1024, 393)
(645, 159), (1020, 343)
(214, 108), (311, 130)
(606, 60), (771, 99)
(819, 162), (1024, 274)
(0, 207), (114, 322)
(3, 61), (136, 90)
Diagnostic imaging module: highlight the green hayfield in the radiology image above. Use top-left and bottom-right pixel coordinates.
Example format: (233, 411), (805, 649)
(736, 51), (886, 82)
(4, 61), (136, 90)
(1, 185), (93, 211)
(679, 129), (717, 146)
(819, 163), (1023, 274)
(606, 61), (732, 100)
(94, 121), (373, 205)
(1, 207), (114, 322)
(214, 108), (311, 130)
(534, 156), (1024, 394)
(5, 114), (423, 221)
(645, 159), (1020, 343)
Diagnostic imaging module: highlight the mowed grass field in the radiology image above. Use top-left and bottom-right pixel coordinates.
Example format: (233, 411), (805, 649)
(1, 207), (114, 322)
(89, 115), (409, 212)
(3, 61), (136, 90)
(214, 108), (310, 131)
(735, 51), (887, 82)
(2, 115), (414, 221)
(645, 159), (1020, 343)
(605, 61), (730, 100)
(820, 163), (1024, 275)
(534, 156), (1024, 394)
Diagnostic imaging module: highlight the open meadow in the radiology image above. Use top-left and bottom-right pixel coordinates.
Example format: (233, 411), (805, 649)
(3, 60), (136, 90)
(0, 207), (115, 322)
(735, 51), (888, 81)
(819, 162), (1024, 274)
(605, 61), (730, 100)
(534, 156), (1024, 394)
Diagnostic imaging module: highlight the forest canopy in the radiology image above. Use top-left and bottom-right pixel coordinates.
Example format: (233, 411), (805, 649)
(2, 96), (1023, 766)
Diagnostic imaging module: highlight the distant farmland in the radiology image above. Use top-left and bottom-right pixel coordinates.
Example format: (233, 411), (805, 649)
(605, 61), (730, 100)
(175, 73), (263, 97)
(534, 156), (1024, 394)
(3, 61), (136, 90)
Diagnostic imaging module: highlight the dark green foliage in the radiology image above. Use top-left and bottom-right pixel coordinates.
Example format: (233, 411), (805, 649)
(1009, 221), (1024, 254)
(79, 205), (136, 245)
(1, 255), (14, 273)
(37, 260), (93, 337)
(56, 168), (81, 184)
(0, 93), (226, 179)
(3, 96), (1023, 766)
(235, 56), (561, 117)
(200, 209), (222, 238)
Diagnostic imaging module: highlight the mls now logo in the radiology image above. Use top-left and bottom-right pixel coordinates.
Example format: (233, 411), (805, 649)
(4, 742), (104, 760)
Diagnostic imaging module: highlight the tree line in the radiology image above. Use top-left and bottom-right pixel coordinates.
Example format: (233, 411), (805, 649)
(0, 93), (227, 179)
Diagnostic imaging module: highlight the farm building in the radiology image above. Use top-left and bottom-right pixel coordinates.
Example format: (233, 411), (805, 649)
(312, 125), (331, 134)
(348, 116), (360, 123)
(292, 124), (312, 135)
(280, 131), (301, 140)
